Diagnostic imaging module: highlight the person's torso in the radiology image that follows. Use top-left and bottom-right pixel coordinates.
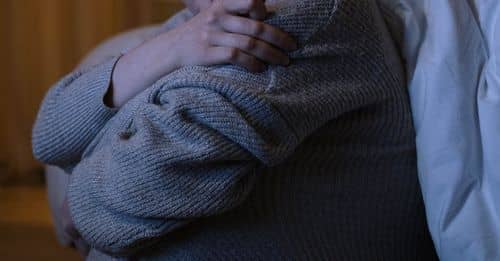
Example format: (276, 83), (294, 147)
(87, 1), (439, 260)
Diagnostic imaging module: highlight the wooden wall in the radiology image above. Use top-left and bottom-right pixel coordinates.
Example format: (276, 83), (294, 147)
(0, 0), (183, 184)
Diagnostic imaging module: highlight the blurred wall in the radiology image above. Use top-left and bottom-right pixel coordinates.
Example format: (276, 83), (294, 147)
(0, 0), (184, 184)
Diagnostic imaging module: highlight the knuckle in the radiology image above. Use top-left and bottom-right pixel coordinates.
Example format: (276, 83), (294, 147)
(200, 31), (211, 43)
(243, 38), (257, 50)
(226, 48), (239, 61)
(251, 22), (264, 36)
(205, 12), (218, 25)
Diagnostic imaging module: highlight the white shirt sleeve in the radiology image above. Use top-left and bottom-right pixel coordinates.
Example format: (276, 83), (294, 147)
(378, 1), (500, 260)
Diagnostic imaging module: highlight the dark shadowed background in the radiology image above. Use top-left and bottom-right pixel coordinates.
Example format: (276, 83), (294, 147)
(0, 1), (183, 260)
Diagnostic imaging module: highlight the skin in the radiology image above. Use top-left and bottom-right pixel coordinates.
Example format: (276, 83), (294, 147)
(108, 0), (297, 108)
(182, 0), (212, 14)
(63, 0), (296, 257)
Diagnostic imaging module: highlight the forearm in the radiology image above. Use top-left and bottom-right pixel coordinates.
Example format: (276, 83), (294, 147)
(108, 33), (180, 108)
(106, 0), (295, 108)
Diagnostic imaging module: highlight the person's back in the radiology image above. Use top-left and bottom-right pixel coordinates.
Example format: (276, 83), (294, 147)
(131, 1), (438, 260)
(87, 0), (436, 259)
(34, 0), (438, 260)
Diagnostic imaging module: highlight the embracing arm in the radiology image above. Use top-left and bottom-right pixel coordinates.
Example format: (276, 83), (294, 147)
(31, 24), (164, 171)
(68, 60), (390, 256)
(66, 0), (401, 256)
(31, 57), (120, 170)
(32, 1), (294, 170)
(66, 0), (400, 248)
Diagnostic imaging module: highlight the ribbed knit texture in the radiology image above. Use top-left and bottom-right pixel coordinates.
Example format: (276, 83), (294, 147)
(32, 59), (118, 172)
(32, 0), (438, 260)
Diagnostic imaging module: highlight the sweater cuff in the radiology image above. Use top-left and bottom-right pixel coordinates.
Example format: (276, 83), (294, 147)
(31, 56), (122, 166)
(61, 56), (121, 120)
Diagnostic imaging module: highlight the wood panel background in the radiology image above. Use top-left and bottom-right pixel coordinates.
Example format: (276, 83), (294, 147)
(0, 0), (184, 184)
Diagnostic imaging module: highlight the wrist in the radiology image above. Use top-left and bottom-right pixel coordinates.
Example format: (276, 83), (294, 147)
(108, 54), (137, 108)
(148, 32), (182, 74)
(109, 34), (180, 108)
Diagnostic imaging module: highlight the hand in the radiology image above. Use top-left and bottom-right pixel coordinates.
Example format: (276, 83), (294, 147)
(61, 195), (90, 258)
(108, 0), (297, 108)
(170, 0), (297, 70)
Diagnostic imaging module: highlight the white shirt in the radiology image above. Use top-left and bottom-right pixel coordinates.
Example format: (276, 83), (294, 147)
(378, 1), (500, 260)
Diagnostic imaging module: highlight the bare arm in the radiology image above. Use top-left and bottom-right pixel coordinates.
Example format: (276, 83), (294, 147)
(108, 0), (297, 108)
(78, 25), (163, 70)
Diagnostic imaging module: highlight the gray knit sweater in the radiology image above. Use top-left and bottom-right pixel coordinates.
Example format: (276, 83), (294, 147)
(33, 0), (438, 259)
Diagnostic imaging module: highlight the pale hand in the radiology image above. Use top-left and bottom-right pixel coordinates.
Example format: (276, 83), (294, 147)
(108, 0), (297, 108)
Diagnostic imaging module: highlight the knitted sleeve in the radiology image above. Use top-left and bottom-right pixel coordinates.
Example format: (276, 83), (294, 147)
(67, 0), (402, 256)
(66, 80), (286, 252)
(68, 62), (392, 256)
(32, 57), (120, 171)
(32, 10), (193, 172)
